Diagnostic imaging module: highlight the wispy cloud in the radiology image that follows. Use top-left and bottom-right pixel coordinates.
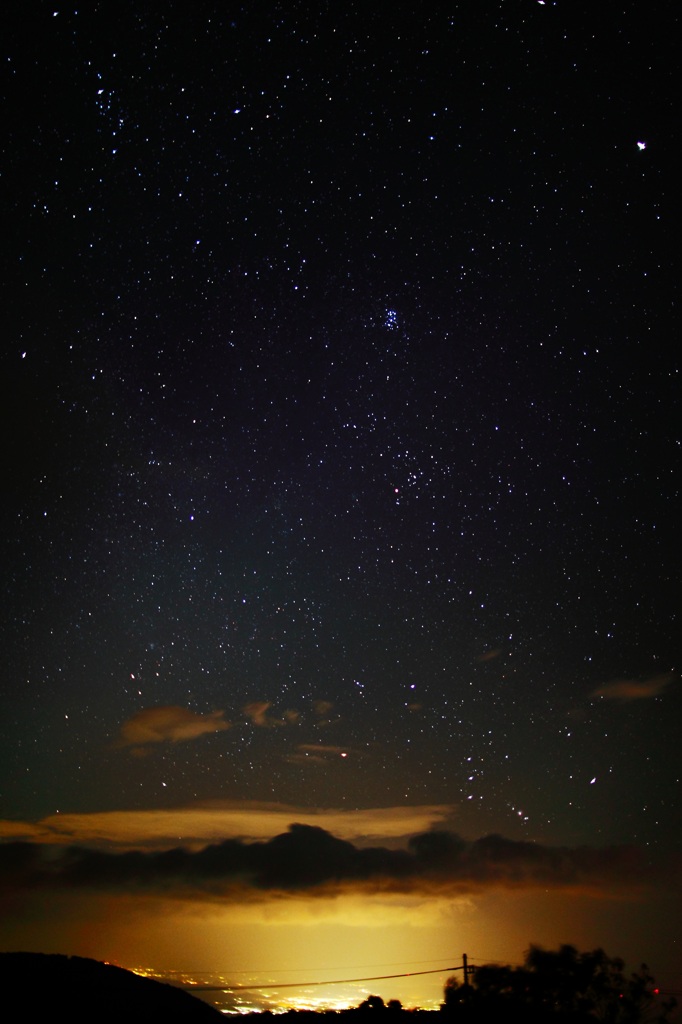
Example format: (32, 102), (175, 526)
(116, 706), (230, 751)
(243, 700), (297, 728)
(0, 802), (456, 849)
(477, 649), (502, 662)
(591, 673), (674, 702)
(311, 699), (340, 726)
(284, 744), (351, 766)
(312, 700), (334, 717)
(243, 700), (332, 727)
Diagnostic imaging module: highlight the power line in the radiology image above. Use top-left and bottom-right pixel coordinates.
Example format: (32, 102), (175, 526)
(186, 964), (464, 992)
(164, 954), (682, 998)
(164, 957), (462, 976)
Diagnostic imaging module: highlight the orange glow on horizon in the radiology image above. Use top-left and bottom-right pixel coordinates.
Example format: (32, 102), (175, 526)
(1, 875), (678, 1012)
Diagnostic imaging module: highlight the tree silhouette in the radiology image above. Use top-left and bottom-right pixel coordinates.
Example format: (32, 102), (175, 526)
(441, 945), (675, 1024)
(358, 995), (387, 1011)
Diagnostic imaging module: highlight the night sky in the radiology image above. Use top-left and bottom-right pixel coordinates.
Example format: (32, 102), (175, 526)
(1, 1), (679, 1012)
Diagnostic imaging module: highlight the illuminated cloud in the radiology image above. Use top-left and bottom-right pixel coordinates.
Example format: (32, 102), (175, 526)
(0, 802), (456, 849)
(243, 700), (286, 727)
(310, 699), (340, 726)
(284, 744), (351, 765)
(591, 673), (674, 702)
(116, 706), (230, 750)
(242, 701), (336, 727)
(0, 820), (43, 841)
(477, 649), (502, 662)
(313, 700), (334, 717)
(0, 825), (666, 903)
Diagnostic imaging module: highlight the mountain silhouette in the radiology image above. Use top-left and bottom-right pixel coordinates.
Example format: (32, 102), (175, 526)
(0, 952), (222, 1021)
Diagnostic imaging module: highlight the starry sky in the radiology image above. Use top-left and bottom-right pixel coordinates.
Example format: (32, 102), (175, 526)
(1, 1), (679, 1012)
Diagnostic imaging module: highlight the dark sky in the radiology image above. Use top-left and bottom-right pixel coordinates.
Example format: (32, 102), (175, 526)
(1, 0), (679, 862)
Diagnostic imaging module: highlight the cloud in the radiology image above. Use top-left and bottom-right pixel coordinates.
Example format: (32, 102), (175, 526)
(310, 699), (340, 726)
(284, 744), (351, 766)
(477, 649), (502, 662)
(312, 700), (334, 717)
(0, 824), (667, 903)
(243, 701), (286, 727)
(116, 706), (230, 750)
(591, 673), (674, 702)
(0, 821), (43, 841)
(0, 803), (455, 849)
(242, 699), (337, 728)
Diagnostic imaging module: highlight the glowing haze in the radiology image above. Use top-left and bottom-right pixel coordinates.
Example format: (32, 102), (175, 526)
(1, 802), (679, 1011)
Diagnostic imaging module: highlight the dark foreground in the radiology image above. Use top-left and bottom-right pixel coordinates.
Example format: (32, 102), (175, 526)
(0, 952), (223, 1022)
(1, 949), (675, 1024)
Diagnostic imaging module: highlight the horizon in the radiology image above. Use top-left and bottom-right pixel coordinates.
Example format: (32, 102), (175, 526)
(3, 946), (678, 1017)
(2, 811), (680, 1012)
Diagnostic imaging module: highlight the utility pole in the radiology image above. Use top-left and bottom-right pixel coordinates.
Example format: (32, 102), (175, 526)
(462, 953), (469, 988)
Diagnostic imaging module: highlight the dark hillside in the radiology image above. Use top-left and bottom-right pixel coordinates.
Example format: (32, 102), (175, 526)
(0, 952), (222, 1022)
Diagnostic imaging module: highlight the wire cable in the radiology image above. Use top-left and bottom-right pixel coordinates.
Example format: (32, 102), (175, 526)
(186, 965), (462, 992)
